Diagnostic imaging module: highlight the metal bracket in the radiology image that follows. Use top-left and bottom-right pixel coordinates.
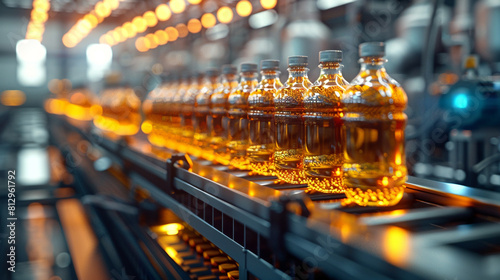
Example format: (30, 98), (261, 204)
(166, 154), (188, 194)
(270, 193), (311, 262)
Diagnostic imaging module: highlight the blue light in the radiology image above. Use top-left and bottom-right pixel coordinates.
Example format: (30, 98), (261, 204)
(453, 94), (468, 109)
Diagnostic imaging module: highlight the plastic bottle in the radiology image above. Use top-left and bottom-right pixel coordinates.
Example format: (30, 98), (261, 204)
(181, 72), (204, 151)
(210, 65), (239, 164)
(304, 50), (348, 193)
(274, 56), (312, 184)
(342, 42), (408, 206)
(227, 63), (259, 170)
(247, 60), (282, 175)
(194, 68), (221, 159)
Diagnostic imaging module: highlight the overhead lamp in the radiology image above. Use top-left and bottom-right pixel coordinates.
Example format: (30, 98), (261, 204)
(156, 4), (172, 21)
(236, 0), (252, 17)
(201, 13), (216, 29)
(217, 7), (233, 24)
(170, 0), (186, 14)
(260, 0), (277, 9)
(143, 11), (158, 27)
(187, 18), (202, 34)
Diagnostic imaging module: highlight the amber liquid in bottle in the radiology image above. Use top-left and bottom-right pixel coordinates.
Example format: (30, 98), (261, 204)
(96, 87), (141, 136)
(181, 75), (203, 150)
(304, 61), (348, 193)
(342, 56), (408, 206)
(274, 65), (311, 184)
(65, 88), (97, 121)
(143, 83), (167, 147)
(194, 72), (221, 159)
(227, 67), (259, 170)
(169, 77), (190, 148)
(247, 65), (282, 176)
(210, 69), (238, 164)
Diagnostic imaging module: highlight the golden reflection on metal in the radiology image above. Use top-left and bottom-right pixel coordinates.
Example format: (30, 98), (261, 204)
(151, 223), (184, 236)
(383, 226), (410, 266)
(27, 202), (55, 280)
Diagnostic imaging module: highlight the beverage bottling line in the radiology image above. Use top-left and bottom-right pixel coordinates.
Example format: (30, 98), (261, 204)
(1, 0), (500, 280)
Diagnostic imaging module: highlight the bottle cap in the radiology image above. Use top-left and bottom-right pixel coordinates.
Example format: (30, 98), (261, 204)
(319, 50), (342, 62)
(261, 60), (280, 70)
(222, 64), (238, 74)
(359, 42), (385, 57)
(205, 68), (220, 77)
(240, 63), (258, 73)
(288, 55), (308, 66)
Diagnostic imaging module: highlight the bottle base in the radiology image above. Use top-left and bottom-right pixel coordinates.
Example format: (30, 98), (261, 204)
(344, 185), (405, 207)
(229, 157), (250, 170)
(250, 161), (274, 176)
(275, 168), (305, 184)
(306, 175), (345, 193)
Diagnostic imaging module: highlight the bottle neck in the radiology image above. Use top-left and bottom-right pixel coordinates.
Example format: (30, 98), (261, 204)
(222, 73), (238, 85)
(205, 76), (219, 85)
(319, 62), (343, 76)
(260, 70), (281, 83)
(240, 71), (258, 83)
(359, 57), (387, 73)
(287, 66), (309, 78)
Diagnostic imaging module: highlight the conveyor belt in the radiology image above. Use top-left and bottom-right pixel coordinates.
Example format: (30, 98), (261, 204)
(53, 117), (500, 280)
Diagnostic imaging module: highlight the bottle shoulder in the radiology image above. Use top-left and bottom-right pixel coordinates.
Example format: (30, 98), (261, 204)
(343, 73), (407, 109)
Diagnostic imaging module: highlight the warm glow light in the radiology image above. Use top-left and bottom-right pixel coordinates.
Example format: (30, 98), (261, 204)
(154, 30), (168, 45)
(187, 18), (202, 33)
(84, 14), (98, 28)
(95, 2), (111, 18)
(63, 0), (122, 47)
(201, 13), (216, 29)
(145, 33), (159, 49)
(141, 120), (153, 134)
(62, 33), (77, 48)
(76, 19), (92, 34)
(382, 177), (389, 186)
(123, 22), (137, 38)
(155, 4), (172, 21)
(112, 30), (121, 42)
(133, 16), (148, 33)
(383, 227), (410, 266)
(143, 11), (158, 27)
(151, 223), (184, 235)
(260, 0), (277, 9)
(176, 23), (188, 38)
(395, 153), (402, 165)
(104, 0), (119, 10)
(217, 6), (233, 24)
(1, 90), (26, 107)
(31, 9), (48, 23)
(165, 27), (178, 41)
(187, 0), (201, 4)
(236, 0), (253, 17)
(169, 0), (185, 14)
(135, 37), (150, 52)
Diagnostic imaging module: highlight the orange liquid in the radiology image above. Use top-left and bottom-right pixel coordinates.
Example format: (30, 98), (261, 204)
(247, 71), (282, 176)
(210, 76), (238, 164)
(343, 59), (408, 206)
(274, 72), (311, 184)
(194, 78), (221, 159)
(304, 65), (347, 193)
(95, 87), (141, 136)
(227, 76), (258, 170)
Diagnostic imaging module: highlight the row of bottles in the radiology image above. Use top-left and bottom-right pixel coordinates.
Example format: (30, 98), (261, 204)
(143, 42), (408, 207)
